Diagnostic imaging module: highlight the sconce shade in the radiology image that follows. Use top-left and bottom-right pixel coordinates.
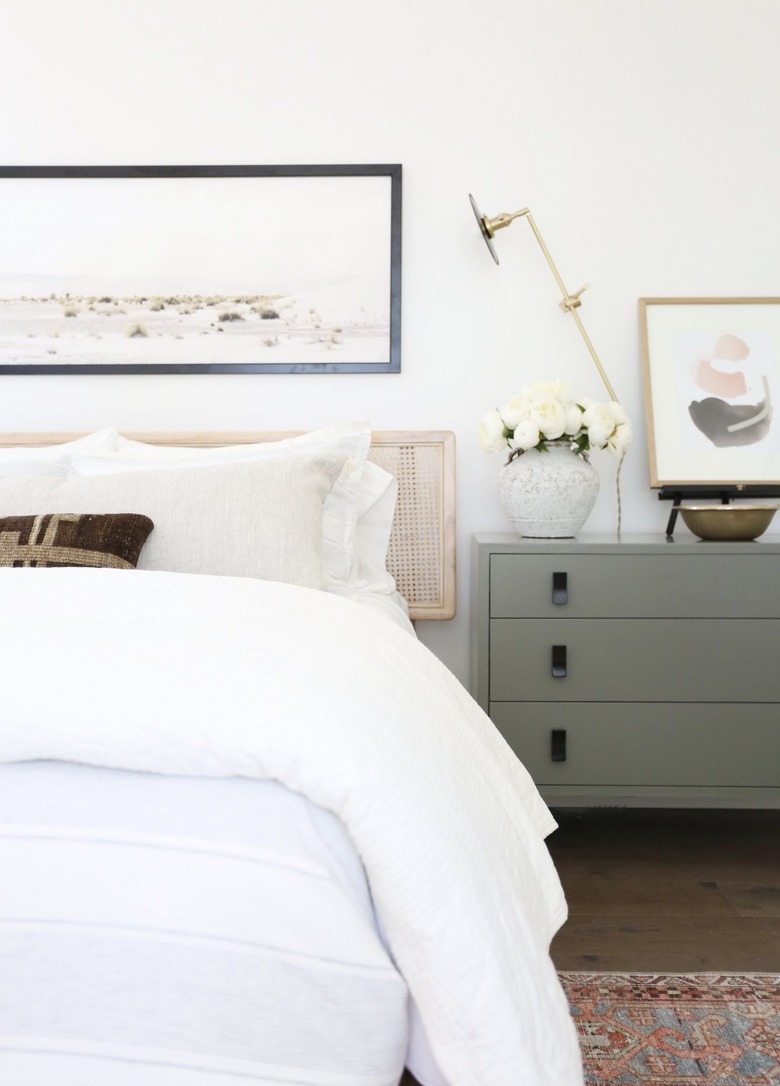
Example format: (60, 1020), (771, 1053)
(469, 193), (499, 265)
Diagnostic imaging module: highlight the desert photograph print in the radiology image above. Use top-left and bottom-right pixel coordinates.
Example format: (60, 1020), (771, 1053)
(0, 165), (401, 374)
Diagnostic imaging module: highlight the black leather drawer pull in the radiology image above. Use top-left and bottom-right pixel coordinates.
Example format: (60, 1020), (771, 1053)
(551, 729), (567, 762)
(552, 644), (567, 678)
(552, 571), (568, 605)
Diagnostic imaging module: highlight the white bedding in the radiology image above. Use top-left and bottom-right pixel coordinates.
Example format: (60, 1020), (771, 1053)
(0, 567), (583, 1086)
(0, 763), (408, 1085)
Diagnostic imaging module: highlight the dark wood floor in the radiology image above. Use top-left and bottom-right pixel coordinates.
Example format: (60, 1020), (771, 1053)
(400, 808), (780, 1084)
(546, 807), (780, 973)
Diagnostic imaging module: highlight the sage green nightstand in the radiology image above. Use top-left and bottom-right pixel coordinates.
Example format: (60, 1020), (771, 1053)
(471, 533), (780, 808)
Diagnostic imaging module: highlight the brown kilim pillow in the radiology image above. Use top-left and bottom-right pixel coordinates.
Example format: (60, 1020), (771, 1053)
(0, 513), (154, 569)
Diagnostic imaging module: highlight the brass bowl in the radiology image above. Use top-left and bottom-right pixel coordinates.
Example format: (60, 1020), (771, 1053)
(675, 504), (778, 541)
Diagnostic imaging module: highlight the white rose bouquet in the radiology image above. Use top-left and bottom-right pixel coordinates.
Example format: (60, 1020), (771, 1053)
(479, 380), (632, 463)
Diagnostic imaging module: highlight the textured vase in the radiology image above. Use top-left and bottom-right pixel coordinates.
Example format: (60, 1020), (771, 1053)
(498, 442), (599, 538)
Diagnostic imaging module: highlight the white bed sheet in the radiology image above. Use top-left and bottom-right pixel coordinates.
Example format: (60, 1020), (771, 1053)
(0, 567), (583, 1086)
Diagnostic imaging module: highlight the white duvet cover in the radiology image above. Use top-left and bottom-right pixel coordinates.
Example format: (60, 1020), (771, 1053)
(0, 762), (408, 1086)
(0, 567), (583, 1086)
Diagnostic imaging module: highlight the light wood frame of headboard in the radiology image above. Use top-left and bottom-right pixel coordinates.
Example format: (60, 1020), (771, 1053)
(0, 430), (456, 621)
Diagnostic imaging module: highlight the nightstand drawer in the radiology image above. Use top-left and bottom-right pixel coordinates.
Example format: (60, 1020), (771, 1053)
(490, 703), (780, 787)
(490, 618), (780, 702)
(489, 553), (780, 619)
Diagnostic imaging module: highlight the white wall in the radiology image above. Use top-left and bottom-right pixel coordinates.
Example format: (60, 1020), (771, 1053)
(2, 0), (779, 684)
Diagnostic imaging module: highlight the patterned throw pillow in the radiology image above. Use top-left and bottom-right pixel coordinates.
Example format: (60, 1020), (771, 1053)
(0, 513), (153, 569)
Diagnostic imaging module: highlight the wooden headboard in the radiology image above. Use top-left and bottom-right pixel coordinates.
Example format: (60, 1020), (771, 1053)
(0, 430), (456, 621)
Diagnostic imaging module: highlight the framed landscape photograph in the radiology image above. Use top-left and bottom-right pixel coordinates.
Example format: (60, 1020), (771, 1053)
(639, 297), (780, 486)
(0, 164), (402, 374)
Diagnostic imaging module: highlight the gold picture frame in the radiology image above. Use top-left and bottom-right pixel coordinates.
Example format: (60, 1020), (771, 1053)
(639, 297), (780, 487)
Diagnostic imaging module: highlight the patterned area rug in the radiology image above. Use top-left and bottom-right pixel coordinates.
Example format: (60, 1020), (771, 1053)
(559, 973), (780, 1084)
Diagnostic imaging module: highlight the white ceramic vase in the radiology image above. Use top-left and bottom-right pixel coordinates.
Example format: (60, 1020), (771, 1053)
(498, 442), (599, 538)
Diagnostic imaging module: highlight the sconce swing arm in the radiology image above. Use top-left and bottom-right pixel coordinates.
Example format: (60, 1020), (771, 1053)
(470, 195), (618, 403)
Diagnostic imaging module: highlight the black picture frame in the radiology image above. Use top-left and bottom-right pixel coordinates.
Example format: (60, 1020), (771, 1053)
(0, 164), (402, 374)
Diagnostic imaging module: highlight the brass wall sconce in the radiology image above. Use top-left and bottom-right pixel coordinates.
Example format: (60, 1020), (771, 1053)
(469, 194), (618, 403)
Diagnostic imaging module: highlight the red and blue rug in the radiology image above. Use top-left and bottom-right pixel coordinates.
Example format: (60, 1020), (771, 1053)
(559, 973), (780, 1084)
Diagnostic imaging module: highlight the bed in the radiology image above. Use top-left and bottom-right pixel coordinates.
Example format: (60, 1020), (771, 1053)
(0, 423), (583, 1086)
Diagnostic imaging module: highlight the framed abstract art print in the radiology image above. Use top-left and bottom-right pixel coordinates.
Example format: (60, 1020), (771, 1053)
(640, 297), (780, 487)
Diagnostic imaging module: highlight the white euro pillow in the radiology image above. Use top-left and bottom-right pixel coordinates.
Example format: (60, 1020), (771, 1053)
(70, 422), (374, 588)
(110, 423), (367, 465)
(0, 455), (345, 590)
(0, 428), (118, 474)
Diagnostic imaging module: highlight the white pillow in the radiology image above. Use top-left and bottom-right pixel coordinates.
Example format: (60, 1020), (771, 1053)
(0, 428), (118, 474)
(352, 460), (399, 590)
(71, 423), (373, 587)
(328, 459), (412, 627)
(0, 455), (345, 590)
(111, 423), (367, 466)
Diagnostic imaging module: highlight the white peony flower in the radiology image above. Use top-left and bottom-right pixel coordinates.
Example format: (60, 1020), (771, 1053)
(500, 393), (531, 430)
(509, 419), (541, 451)
(478, 409), (508, 453)
(529, 396), (567, 441)
(606, 420), (633, 457)
(580, 402), (616, 448)
(563, 403), (584, 436)
(607, 401), (630, 427)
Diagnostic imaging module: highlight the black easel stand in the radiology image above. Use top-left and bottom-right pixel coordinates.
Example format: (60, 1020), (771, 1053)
(660, 485), (780, 537)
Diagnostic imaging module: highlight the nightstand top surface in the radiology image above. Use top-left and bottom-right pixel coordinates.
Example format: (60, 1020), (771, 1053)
(472, 531), (780, 554)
